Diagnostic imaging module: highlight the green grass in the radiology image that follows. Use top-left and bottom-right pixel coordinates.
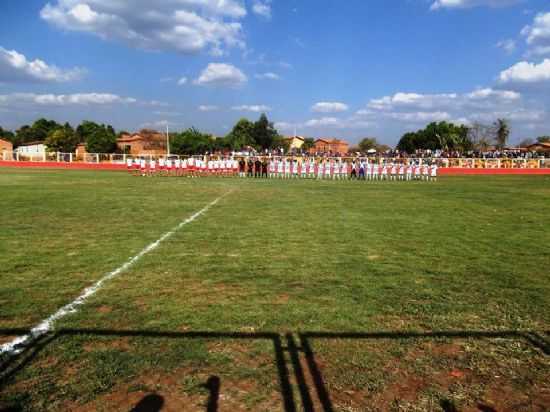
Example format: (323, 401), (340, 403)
(0, 169), (549, 411)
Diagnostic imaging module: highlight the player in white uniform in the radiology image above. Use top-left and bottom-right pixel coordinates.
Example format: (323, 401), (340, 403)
(341, 160), (348, 179)
(414, 164), (421, 180)
(126, 158), (133, 175)
(365, 161), (372, 180)
(269, 159), (276, 179)
(166, 158), (173, 176)
(325, 160), (332, 179)
(422, 164), (429, 181)
(284, 159), (291, 179)
(292, 159), (299, 178)
(389, 163), (395, 181)
(372, 163), (379, 181)
(300, 160), (307, 179)
(309, 159), (316, 179)
(406, 163), (413, 181)
(317, 161), (324, 180)
(430, 163), (438, 182)
(149, 159), (157, 177)
(333, 160), (340, 180)
(158, 157), (166, 175)
(276, 159), (283, 178)
(382, 163), (389, 181)
(399, 164), (405, 181)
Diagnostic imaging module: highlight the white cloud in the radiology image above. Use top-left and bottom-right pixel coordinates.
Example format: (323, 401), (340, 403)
(496, 39), (516, 54)
(304, 117), (373, 129)
(0, 46), (85, 83)
(255, 72), (280, 80)
(430, 0), (519, 11)
(0, 92), (139, 106)
(252, 0), (272, 19)
(366, 88), (519, 111)
(232, 105), (271, 112)
(40, 0), (246, 55)
(194, 63), (247, 87)
(311, 102), (349, 113)
(198, 105), (219, 111)
(499, 59), (550, 83)
(521, 12), (550, 56)
(387, 111), (451, 122)
(177, 76), (188, 86)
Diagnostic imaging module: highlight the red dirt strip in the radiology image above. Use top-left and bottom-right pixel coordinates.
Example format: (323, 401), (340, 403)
(1, 161), (549, 174)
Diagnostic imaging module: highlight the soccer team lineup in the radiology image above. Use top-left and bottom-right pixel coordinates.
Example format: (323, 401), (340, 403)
(129, 156), (439, 180)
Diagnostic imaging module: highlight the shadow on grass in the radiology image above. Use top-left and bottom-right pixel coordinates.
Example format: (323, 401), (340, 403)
(0, 328), (548, 412)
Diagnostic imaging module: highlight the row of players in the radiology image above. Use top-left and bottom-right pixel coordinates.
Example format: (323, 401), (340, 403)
(128, 157), (438, 180)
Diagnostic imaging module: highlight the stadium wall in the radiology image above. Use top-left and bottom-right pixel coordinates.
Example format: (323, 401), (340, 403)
(1, 160), (550, 174)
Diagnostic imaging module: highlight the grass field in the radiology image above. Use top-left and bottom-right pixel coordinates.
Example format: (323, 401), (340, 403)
(0, 169), (549, 412)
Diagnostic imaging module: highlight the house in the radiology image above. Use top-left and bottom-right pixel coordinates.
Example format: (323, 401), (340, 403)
(284, 136), (305, 150)
(526, 142), (550, 153)
(0, 138), (13, 154)
(15, 141), (46, 155)
(116, 129), (167, 155)
(310, 138), (349, 155)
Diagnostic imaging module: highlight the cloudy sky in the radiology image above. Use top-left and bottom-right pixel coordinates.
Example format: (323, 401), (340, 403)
(1, 0), (550, 145)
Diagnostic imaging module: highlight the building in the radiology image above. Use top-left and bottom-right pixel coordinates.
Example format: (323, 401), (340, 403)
(116, 129), (167, 156)
(0, 138), (13, 155)
(526, 142), (550, 153)
(284, 136), (305, 150)
(15, 142), (46, 155)
(310, 138), (349, 155)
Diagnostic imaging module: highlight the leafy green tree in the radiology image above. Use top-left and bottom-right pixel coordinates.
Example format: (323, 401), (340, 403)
(536, 136), (550, 143)
(225, 118), (255, 150)
(302, 137), (315, 151)
(45, 123), (78, 152)
(397, 121), (472, 153)
(31, 118), (61, 141)
(85, 124), (117, 153)
(0, 126), (15, 143)
(252, 113), (278, 149)
(358, 137), (379, 152)
(171, 128), (214, 155)
(494, 118), (510, 150)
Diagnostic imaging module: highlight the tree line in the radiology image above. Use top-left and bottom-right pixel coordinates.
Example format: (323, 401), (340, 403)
(394, 119), (547, 154)
(0, 114), (287, 154)
(0, 119), (118, 153)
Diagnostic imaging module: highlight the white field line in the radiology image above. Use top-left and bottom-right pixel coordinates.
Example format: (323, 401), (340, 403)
(0, 191), (231, 359)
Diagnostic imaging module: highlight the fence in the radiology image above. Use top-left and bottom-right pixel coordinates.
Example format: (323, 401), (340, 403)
(1, 150), (549, 169)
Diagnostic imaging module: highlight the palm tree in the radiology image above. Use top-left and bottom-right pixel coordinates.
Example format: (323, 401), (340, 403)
(494, 118), (510, 150)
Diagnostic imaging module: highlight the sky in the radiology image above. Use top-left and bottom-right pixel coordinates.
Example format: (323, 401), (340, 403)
(1, 0), (550, 145)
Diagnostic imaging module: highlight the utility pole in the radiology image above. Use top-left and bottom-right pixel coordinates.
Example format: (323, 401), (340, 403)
(166, 125), (170, 156)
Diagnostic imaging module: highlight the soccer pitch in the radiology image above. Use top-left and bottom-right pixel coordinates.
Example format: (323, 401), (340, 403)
(0, 169), (549, 411)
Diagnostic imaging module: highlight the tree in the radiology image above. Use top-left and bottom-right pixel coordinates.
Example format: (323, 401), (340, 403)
(358, 137), (378, 152)
(302, 137), (315, 152)
(85, 124), (117, 153)
(45, 123), (78, 152)
(0, 126), (15, 143)
(225, 118), (255, 150)
(494, 118), (510, 150)
(396, 121), (471, 154)
(468, 122), (494, 152)
(537, 136), (550, 143)
(31, 118), (61, 141)
(171, 128), (214, 155)
(252, 113), (278, 149)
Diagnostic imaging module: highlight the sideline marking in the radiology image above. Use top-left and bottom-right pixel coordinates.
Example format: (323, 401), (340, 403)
(0, 191), (232, 359)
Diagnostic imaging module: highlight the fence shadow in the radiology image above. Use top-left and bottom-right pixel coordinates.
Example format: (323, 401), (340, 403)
(0, 328), (548, 412)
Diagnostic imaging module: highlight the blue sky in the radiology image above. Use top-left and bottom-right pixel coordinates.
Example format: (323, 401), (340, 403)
(1, 0), (550, 145)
